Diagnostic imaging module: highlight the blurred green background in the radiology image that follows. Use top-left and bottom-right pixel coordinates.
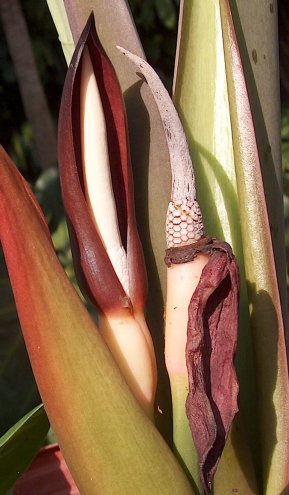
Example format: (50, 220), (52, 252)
(0, 0), (288, 438)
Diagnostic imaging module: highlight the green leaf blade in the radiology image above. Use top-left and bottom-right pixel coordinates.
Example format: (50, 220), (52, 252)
(220, 1), (289, 493)
(0, 404), (49, 494)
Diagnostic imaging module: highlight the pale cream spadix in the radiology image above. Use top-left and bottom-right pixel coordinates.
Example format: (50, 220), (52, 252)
(80, 47), (129, 294)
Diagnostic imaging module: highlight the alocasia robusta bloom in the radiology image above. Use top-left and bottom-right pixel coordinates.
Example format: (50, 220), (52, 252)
(58, 15), (146, 314)
(58, 15), (157, 417)
(118, 47), (240, 493)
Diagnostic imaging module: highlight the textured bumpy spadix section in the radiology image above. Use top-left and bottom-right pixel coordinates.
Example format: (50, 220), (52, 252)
(166, 199), (203, 247)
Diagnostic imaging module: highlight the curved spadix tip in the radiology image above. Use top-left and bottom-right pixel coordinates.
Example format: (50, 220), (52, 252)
(117, 45), (204, 248)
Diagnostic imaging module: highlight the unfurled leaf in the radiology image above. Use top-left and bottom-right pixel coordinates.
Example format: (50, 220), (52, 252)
(220, 2), (289, 493)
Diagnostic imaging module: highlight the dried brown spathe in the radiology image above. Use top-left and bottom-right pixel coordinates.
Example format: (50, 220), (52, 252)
(166, 238), (240, 493)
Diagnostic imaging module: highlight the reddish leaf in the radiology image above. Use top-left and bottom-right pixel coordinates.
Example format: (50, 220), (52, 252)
(58, 14), (147, 315)
(13, 444), (79, 495)
(0, 147), (193, 494)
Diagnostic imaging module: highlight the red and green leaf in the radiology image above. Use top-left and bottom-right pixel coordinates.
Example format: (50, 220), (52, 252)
(0, 146), (194, 494)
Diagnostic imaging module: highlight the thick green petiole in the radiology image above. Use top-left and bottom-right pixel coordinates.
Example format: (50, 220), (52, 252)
(169, 375), (200, 492)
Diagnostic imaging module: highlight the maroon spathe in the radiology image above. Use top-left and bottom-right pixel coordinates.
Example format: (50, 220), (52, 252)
(58, 14), (147, 316)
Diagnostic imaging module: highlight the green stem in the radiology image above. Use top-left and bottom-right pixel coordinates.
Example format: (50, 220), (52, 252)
(170, 375), (202, 494)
